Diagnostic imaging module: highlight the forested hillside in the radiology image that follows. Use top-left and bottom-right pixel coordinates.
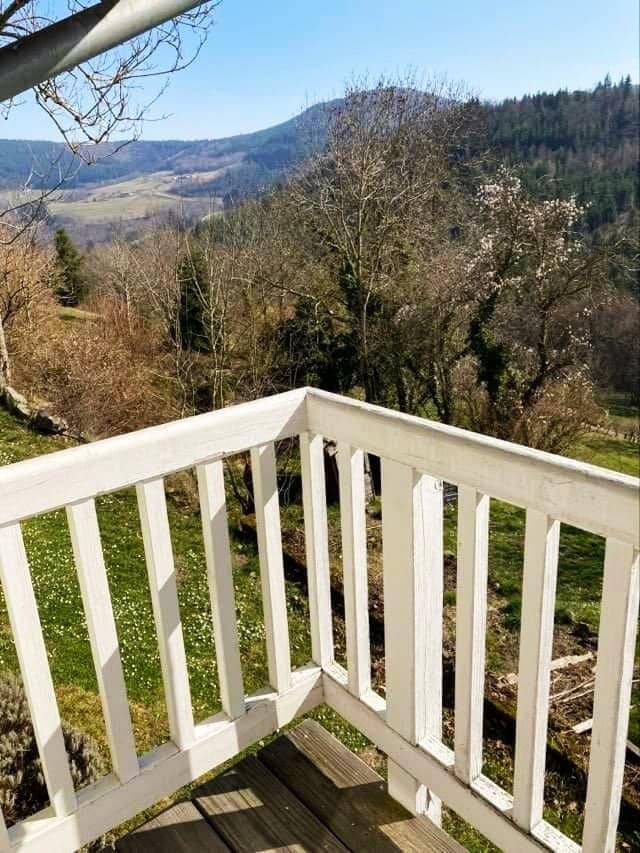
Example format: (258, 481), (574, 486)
(0, 78), (636, 230)
(487, 75), (638, 230)
(0, 100), (330, 193)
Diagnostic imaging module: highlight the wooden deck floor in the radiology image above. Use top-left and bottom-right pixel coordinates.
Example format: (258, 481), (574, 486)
(117, 719), (463, 852)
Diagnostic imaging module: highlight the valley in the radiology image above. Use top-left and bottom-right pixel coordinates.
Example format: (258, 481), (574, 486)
(47, 170), (228, 243)
(0, 80), (636, 244)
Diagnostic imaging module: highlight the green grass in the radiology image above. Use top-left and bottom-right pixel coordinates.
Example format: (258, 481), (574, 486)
(0, 493), (313, 738)
(58, 306), (100, 322)
(571, 432), (639, 477)
(598, 391), (640, 435)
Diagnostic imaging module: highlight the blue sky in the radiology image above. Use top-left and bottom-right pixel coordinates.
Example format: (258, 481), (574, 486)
(3, 0), (638, 141)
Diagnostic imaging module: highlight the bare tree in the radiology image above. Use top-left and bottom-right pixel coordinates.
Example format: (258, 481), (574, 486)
(591, 288), (640, 405)
(0, 0), (218, 241)
(169, 205), (292, 412)
(0, 1), (217, 144)
(0, 224), (54, 386)
(391, 241), (473, 421)
(282, 74), (482, 406)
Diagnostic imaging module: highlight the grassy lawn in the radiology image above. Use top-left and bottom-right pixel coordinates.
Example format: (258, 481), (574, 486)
(0, 410), (637, 849)
(572, 431), (639, 477)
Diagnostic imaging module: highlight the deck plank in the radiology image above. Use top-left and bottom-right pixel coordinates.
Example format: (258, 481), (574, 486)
(260, 719), (464, 853)
(116, 801), (229, 852)
(119, 720), (463, 852)
(194, 754), (347, 852)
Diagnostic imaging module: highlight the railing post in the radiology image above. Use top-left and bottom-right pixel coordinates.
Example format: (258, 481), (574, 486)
(454, 485), (490, 785)
(67, 499), (140, 784)
(250, 443), (292, 694)
(512, 510), (560, 831)
(137, 479), (196, 747)
(0, 808), (8, 851)
(382, 460), (443, 823)
(582, 540), (639, 852)
(300, 432), (334, 669)
(338, 442), (370, 697)
(197, 460), (246, 719)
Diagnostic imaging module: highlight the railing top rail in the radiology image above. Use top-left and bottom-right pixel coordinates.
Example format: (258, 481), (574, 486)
(305, 389), (640, 547)
(1, 385), (637, 545)
(0, 388), (307, 526)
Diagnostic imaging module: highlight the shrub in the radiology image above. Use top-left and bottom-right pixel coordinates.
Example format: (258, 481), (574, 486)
(0, 673), (105, 826)
(13, 296), (174, 439)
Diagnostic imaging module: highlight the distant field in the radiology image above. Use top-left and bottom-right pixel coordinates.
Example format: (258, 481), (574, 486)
(48, 169), (222, 229)
(69, 168), (227, 202)
(58, 306), (99, 321)
(0, 167), (228, 241)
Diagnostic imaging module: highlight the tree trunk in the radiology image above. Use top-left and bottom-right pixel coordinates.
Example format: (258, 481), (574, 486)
(0, 318), (10, 389)
(393, 351), (408, 413)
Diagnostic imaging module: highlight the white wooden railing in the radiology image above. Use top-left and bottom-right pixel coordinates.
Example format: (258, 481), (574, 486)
(0, 388), (637, 853)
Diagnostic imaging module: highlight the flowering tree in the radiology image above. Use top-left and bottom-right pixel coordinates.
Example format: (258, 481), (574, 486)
(461, 168), (606, 448)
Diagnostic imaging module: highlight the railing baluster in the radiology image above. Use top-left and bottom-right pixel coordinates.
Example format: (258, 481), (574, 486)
(0, 523), (77, 816)
(250, 444), (291, 694)
(454, 485), (490, 785)
(420, 472), (444, 826)
(512, 510), (560, 831)
(300, 432), (334, 669)
(197, 461), (245, 719)
(67, 500), (139, 783)
(338, 442), (370, 697)
(382, 460), (443, 823)
(0, 808), (8, 851)
(582, 539), (639, 853)
(137, 479), (195, 747)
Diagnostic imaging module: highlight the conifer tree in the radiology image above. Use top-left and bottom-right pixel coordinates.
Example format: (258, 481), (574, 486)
(176, 248), (210, 351)
(53, 227), (86, 306)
